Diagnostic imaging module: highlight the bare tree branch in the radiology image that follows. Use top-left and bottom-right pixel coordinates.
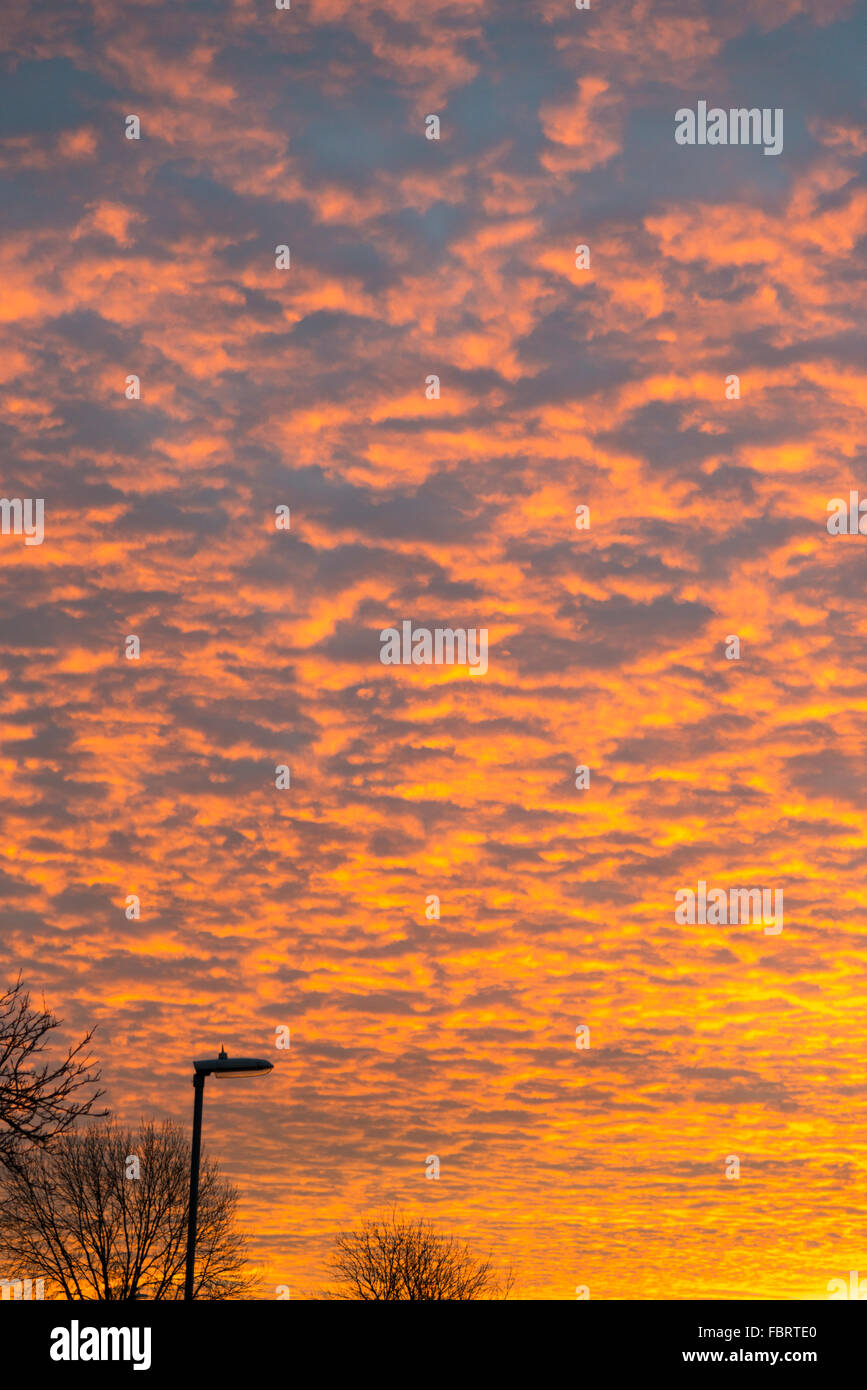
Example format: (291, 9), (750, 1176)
(0, 977), (106, 1171)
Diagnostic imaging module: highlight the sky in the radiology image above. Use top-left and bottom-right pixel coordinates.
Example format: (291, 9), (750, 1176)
(1, 0), (866, 1299)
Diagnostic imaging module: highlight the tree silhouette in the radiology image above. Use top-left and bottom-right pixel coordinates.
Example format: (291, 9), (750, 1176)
(324, 1209), (515, 1300)
(0, 1119), (252, 1300)
(0, 977), (106, 1172)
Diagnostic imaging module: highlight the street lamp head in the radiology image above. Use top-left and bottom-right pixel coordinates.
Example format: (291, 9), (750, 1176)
(193, 1049), (274, 1079)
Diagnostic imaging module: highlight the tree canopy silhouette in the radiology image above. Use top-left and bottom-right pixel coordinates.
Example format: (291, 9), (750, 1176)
(325, 1209), (515, 1300)
(0, 1119), (252, 1300)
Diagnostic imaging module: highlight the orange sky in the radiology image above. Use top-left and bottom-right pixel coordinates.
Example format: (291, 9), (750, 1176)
(1, 0), (866, 1298)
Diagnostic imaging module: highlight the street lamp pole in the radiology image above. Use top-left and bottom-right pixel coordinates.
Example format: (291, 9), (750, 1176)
(184, 1047), (273, 1301)
(184, 1072), (206, 1301)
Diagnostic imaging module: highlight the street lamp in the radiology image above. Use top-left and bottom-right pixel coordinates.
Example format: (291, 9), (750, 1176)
(184, 1046), (273, 1301)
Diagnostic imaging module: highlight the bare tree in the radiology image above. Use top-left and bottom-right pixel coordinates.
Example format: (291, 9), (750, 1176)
(0, 1119), (253, 1300)
(0, 977), (105, 1171)
(324, 1209), (515, 1300)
